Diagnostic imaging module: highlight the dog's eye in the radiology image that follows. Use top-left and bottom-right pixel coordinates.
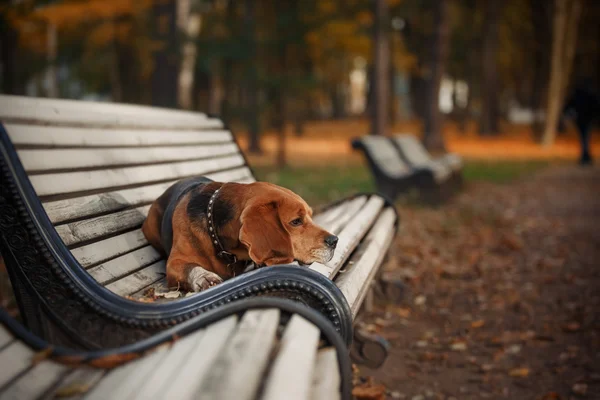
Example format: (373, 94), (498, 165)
(290, 218), (303, 227)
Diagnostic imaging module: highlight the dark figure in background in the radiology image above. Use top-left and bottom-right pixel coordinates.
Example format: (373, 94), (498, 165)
(563, 78), (600, 165)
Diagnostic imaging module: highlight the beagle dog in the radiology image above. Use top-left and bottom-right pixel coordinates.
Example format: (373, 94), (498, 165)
(142, 176), (339, 292)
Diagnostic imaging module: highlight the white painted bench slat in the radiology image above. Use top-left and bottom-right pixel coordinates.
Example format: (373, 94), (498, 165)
(135, 316), (238, 400)
(196, 309), (280, 400)
(0, 95), (211, 120)
(104, 260), (166, 297)
(56, 206), (150, 247)
(393, 136), (452, 182)
(0, 360), (69, 400)
(324, 196), (368, 235)
(0, 325), (13, 349)
(30, 154), (246, 197)
(261, 315), (320, 400)
(336, 208), (397, 316)
(360, 136), (411, 178)
(0, 97), (224, 130)
(43, 167), (254, 224)
(0, 341), (33, 388)
(84, 346), (170, 400)
(70, 230), (148, 268)
(155, 317), (238, 399)
(6, 124), (232, 147)
(87, 246), (162, 285)
(18, 143), (240, 172)
(311, 348), (341, 400)
(309, 196), (385, 278)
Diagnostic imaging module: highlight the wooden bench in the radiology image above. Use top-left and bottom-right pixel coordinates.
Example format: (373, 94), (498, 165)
(0, 297), (352, 400)
(0, 95), (398, 365)
(392, 134), (463, 194)
(352, 134), (463, 204)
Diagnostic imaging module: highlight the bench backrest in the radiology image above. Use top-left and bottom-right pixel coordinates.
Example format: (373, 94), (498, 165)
(0, 95), (254, 297)
(353, 136), (411, 178)
(392, 134), (433, 168)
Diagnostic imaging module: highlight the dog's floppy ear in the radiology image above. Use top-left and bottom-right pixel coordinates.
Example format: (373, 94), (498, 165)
(239, 201), (294, 266)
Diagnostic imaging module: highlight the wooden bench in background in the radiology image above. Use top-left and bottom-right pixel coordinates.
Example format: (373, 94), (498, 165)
(352, 134), (463, 204)
(0, 95), (398, 367)
(0, 298), (352, 400)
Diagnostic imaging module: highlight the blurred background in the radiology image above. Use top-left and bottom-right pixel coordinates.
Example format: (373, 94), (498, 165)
(0, 0), (599, 203)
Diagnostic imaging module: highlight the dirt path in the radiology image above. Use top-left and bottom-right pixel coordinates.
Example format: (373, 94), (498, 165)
(355, 165), (600, 400)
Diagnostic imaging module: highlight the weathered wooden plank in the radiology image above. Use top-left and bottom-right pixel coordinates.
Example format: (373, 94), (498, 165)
(43, 368), (106, 400)
(335, 208), (397, 316)
(442, 153), (463, 171)
(196, 309), (280, 400)
(104, 260), (166, 296)
(43, 167), (254, 224)
(6, 124), (232, 147)
(311, 348), (341, 400)
(0, 341), (32, 388)
(324, 196), (368, 235)
(150, 316), (238, 400)
(19, 143), (240, 171)
(309, 196), (384, 278)
(30, 154), (246, 196)
(312, 200), (351, 226)
(0, 96), (224, 129)
(0, 95), (210, 120)
(127, 329), (206, 399)
(55, 206), (150, 247)
(87, 246), (162, 285)
(0, 361), (69, 400)
(393, 135), (452, 181)
(393, 135), (432, 166)
(70, 230), (148, 268)
(262, 315), (320, 400)
(0, 325), (13, 350)
(84, 346), (169, 400)
(359, 136), (411, 178)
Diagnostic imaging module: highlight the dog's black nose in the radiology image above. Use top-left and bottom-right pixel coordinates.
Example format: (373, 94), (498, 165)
(324, 235), (338, 248)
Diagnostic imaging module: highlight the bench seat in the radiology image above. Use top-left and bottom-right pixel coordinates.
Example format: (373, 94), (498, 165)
(0, 298), (351, 400)
(392, 134), (463, 192)
(0, 95), (397, 352)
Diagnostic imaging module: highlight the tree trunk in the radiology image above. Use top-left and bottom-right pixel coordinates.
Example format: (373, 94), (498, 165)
(480, 0), (501, 136)
(244, 0), (261, 154)
(371, 0), (390, 135)
(177, 0), (202, 110)
(423, 0), (450, 151)
(0, 16), (18, 94)
(151, 0), (179, 108)
(541, 0), (581, 146)
(45, 23), (58, 98)
(529, 0), (552, 138)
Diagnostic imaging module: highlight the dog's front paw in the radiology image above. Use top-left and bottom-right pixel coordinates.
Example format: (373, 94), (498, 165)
(187, 267), (224, 292)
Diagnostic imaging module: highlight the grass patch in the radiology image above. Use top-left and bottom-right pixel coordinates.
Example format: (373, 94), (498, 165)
(253, 164), (374, 207)
(253, 159), (558, 207)
(462, 159), (556, 183)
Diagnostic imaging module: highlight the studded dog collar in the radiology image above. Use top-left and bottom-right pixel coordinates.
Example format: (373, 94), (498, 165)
(207, 185), (238, 266)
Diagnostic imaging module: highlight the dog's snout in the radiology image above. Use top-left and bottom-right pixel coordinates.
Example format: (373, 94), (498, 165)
(324, 234), (338, 248)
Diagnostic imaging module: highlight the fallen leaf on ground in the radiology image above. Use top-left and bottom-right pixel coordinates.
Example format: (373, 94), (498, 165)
(572, 383), (587, 395)
(451, 342), (468, 351)
(509, 367), (530, 377)
(394, 307), (411, 318)
(471, 320), (485, 329)
(539, 392), (561, 400)
(562, 322), (581, 332)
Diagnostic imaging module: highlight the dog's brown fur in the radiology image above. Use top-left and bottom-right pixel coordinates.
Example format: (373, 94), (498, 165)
(142, 180), (337, 292)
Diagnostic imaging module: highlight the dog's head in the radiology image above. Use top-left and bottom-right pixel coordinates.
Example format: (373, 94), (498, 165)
(239, 182), (338, 266)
